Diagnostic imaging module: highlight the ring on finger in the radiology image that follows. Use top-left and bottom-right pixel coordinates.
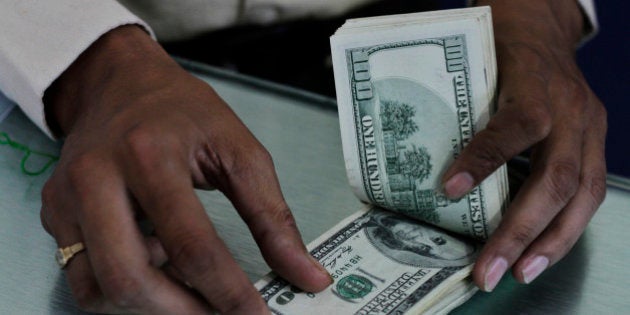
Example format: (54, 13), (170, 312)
(55, 242), (86, 269)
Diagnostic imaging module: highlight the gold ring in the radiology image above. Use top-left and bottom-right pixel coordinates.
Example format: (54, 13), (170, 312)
(55, 242), (85, 269)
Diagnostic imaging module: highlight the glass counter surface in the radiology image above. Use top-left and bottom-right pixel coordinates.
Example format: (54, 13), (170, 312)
(0, 61), (627, 314)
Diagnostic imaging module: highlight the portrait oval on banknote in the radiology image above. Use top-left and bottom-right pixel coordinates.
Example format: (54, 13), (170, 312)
(364, 210), (478, 267)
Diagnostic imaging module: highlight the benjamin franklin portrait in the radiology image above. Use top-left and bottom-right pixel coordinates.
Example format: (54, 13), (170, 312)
(364, 210), (478, 267)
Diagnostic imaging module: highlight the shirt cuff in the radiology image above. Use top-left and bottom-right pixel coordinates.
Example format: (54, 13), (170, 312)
(0, 1), (154, 139)
(575, 0), (599, 45)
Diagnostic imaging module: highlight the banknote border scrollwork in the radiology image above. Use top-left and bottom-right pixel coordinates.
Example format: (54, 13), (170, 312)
(388, 266), (461, 314)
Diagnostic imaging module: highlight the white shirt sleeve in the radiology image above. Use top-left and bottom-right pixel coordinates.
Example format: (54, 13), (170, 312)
(576, 0), (598, 43)
(0, 0), (152, 138)
(0, 0), (597, 138)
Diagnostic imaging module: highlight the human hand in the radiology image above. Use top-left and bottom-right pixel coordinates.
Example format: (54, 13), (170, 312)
(442, 0), (607, 291)
(40, 25), (331, 314)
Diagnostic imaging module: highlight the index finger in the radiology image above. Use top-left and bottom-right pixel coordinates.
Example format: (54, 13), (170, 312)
(122, 138), (267, 314)
(442, 45), (553, 198)
(193, 106), (333, 293)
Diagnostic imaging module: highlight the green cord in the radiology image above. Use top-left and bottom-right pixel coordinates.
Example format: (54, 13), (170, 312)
(0, 131), (58, 176)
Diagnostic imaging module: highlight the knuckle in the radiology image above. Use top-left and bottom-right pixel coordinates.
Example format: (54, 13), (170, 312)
(123, 124), (156, 153)
(251, 201), (295, 228)
(269, 203), (297, 230)
(230, 143), (274, 174)
(463, 132), (507, 176)
(122, 124), (181, 170)
(507, 223), (537, 248)
(122, 125), (169, 160)
(39, 205), (54, 235)
(170, 232), (216, 279)
(540, 220), (580, 259)
(565, 80), (589, 110)
(585, 173), (607, 206)
(500, 42), (550, 72)
(40, 182), (57, 233)
(543, 160), (580, 205)
(248, 145), (274, 170)
(99, 267), (146, 309)
(250, 203), (298, 245)
(60, 153), (106, 209)
(65, 153), (101, 186)
(515, 101), (552, 140)
(39, 209), (50, 234)
(41, 180), (56, 206)
(253, 145), (274, 166)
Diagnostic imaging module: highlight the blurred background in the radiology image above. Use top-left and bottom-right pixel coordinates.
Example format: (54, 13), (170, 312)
(164, 0), (629, 177)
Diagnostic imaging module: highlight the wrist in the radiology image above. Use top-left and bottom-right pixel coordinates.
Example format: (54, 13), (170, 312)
(476, 0), (584, 51)
(43, 25), (174, 137)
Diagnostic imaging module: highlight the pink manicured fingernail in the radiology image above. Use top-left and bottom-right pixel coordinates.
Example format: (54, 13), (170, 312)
(522, 256), (549, 284)
(484, 257), (508, 292)
(444, 172), (474, 198)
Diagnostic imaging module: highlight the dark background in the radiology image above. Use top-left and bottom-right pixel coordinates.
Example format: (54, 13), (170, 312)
(165, 0), (629, 177)
(573, 2), (629, 177)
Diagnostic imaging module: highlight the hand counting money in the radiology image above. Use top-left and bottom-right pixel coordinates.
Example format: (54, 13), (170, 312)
(257, 7), (509, 314)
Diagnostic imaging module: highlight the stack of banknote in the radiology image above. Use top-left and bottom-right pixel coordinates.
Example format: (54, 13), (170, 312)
(257, 6), (509, 314)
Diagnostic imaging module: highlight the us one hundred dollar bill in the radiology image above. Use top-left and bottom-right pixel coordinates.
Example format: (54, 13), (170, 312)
(256, 207), (479, 314)
(257, 7), (509, 314)
(331, 6), (508, 241)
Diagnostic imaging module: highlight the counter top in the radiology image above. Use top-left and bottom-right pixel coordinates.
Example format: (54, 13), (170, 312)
(0, 61), (627, 314)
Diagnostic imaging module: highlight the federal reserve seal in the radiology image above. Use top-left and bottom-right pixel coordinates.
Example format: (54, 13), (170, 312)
(333, 274), (374, 301)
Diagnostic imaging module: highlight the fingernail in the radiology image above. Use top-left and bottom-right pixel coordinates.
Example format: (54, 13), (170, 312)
(444, 172), (474, 198)
(522, 256), (549, 284)
(484, 257), (508, 292)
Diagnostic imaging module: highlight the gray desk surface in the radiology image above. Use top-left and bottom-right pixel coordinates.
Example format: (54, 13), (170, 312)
(0, 61), (628, 314)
